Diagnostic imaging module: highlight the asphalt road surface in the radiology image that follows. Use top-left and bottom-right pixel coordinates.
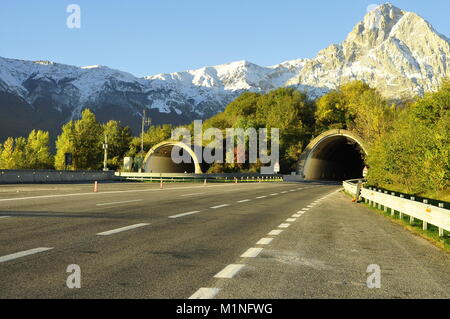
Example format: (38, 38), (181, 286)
(0, 181), (448, 298)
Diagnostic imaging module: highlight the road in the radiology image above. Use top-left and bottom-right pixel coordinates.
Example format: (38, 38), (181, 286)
(0, 181), (448, 299)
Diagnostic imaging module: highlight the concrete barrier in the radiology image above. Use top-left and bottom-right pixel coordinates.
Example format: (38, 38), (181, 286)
(0, 170), (116, 184)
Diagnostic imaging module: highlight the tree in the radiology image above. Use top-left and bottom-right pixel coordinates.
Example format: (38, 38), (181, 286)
(55, 109), (103, 170)
(103, 120), (132, 169)
(26, 130), (53, 169)
(0, 138), (15, 169)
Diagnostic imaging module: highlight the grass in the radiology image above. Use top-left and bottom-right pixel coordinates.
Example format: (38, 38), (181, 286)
(343, 190), (450, 253)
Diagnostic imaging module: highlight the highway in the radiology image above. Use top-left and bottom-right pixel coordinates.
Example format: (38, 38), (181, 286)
(0, 181), (448, 299)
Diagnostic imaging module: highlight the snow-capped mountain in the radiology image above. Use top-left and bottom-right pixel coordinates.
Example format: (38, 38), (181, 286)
(0, 3), (448, 141)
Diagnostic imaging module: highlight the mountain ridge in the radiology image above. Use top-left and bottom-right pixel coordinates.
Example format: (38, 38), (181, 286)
(0, 3), (448, 141)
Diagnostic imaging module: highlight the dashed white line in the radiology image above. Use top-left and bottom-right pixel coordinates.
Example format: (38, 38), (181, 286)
(281, 191), (288, 194)
(189, 288), (221, 299)
(96, 199), (143, 206)
(214, 264), (245, 279)
(286, 218), (297, 222)
(268, 229), (283, 235)
(96, 223), (149, 236)
(210, 204), (230, 209)
(270, 193), (278, 196)
(256, 196), (267, 199)
(237, 199), (251, 203)
(292, 214), (302, 218)
(0, 247), (53, 263)
(278, 223), (291, 228)
(181, 193), (203, 197)
(256, 238), (273, 245)
(169, 211), (201, 218)
(302, 208), (310, 211)
(0, 216), (11, 219)
(307, 205), (315, 208)
(241, 248), (263, 258)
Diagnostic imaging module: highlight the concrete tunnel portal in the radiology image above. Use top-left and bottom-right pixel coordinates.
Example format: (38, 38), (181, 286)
(298, 129), (367, 181)
(143, 141), (203, 174)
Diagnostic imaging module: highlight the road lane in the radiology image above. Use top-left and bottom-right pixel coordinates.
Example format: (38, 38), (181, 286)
(0, 182), (336, 298)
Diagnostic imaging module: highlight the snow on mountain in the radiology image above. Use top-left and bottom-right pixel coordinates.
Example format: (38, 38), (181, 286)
(0, 2), (448, 141)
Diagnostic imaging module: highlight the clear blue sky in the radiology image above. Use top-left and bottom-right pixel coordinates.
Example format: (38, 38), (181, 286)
(1, 0), (449, 77)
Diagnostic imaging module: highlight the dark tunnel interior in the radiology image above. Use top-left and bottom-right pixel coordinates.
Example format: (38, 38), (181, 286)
(304, 136), (365, 181)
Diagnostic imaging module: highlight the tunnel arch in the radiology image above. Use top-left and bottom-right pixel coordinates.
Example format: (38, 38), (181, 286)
(297, 129), (367, 181)
(143, 141), (203, 174)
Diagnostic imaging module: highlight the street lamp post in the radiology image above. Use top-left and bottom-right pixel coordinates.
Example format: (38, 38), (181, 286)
(141, 108), (151, 154)
(103, 134), (108, 171)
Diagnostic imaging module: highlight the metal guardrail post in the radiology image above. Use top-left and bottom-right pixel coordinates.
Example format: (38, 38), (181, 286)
(410, 197), (415, 224)
(438, 203), (444, 237)
(423, 199), (428, 230)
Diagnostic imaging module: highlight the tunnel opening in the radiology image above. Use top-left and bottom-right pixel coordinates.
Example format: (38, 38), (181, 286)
(302, 135), (366, 181)
(143, 143), (199, 173)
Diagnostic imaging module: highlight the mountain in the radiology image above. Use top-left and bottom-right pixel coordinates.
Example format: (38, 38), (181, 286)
(0, 3), (448, 142)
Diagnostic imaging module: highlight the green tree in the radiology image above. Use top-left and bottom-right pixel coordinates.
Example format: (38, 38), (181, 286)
(26, 130), (53, 169)
(0, 137), (15, 169)
(55, 109), (103, 170)
(103, 120), (132, 169)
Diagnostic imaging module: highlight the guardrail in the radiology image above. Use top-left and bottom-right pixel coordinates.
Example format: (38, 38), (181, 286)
(115, 172), (283, 183)
(0, 169), (116, 184)
(343, 179), (449, 237)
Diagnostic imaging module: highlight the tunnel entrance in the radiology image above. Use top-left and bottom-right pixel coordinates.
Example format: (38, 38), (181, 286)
(298, 130), (367, 181)
(143, 141), (203, 174)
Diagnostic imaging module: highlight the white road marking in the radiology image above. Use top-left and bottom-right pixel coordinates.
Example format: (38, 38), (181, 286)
(169, 211), (201, 218)
(181, 193), (203, 197)
(286, 218), (297, 222)
(0, 247), (53, 263)
(241, 248), (263, 258)
(278, 223), (291, 228)
(237, 199), (251, 203)
(210, 204), (229, 209)
(297, 210), (306, 214)
(307, 205), (315, 208)
(97, 223), (149, 236)
(268, 229), (283, 235)
(0, 216), (11, 219)
(96, 199), (143, 206)
(281, 191), (288, 194)
(256, 196), (267, 199)
(214, 264), (245, 279)
(256, 238), (273, 245)
(292, 214), (302, 218)
(270, 193), (278, 196)
(0, 183), (255, 203)
(302, 208), (310, 211)
(289, 189), (296, 192)
(189, 288), (221, 299)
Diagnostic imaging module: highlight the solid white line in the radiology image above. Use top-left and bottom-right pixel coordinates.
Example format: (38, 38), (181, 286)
(169, 211), (201, 218)
(268, 229), (283, 236)
(286, 218), (296, 222)
(241, 248), (263, 258)
(189, 288), (221, 299)
(96, 199), (143, 206)
(278, 223), (291, 228)
(0, 247), (53, 263)
(256, 238), (273, 245)
(0, 216), (11, 219)
(0, 183), (252, 203)
(256, 196), (267, 199)
(237, 199), (251, 203)
(97, 223), (149, 236)
(214, 264), (245, 279)
(210, 204), (229, 209)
